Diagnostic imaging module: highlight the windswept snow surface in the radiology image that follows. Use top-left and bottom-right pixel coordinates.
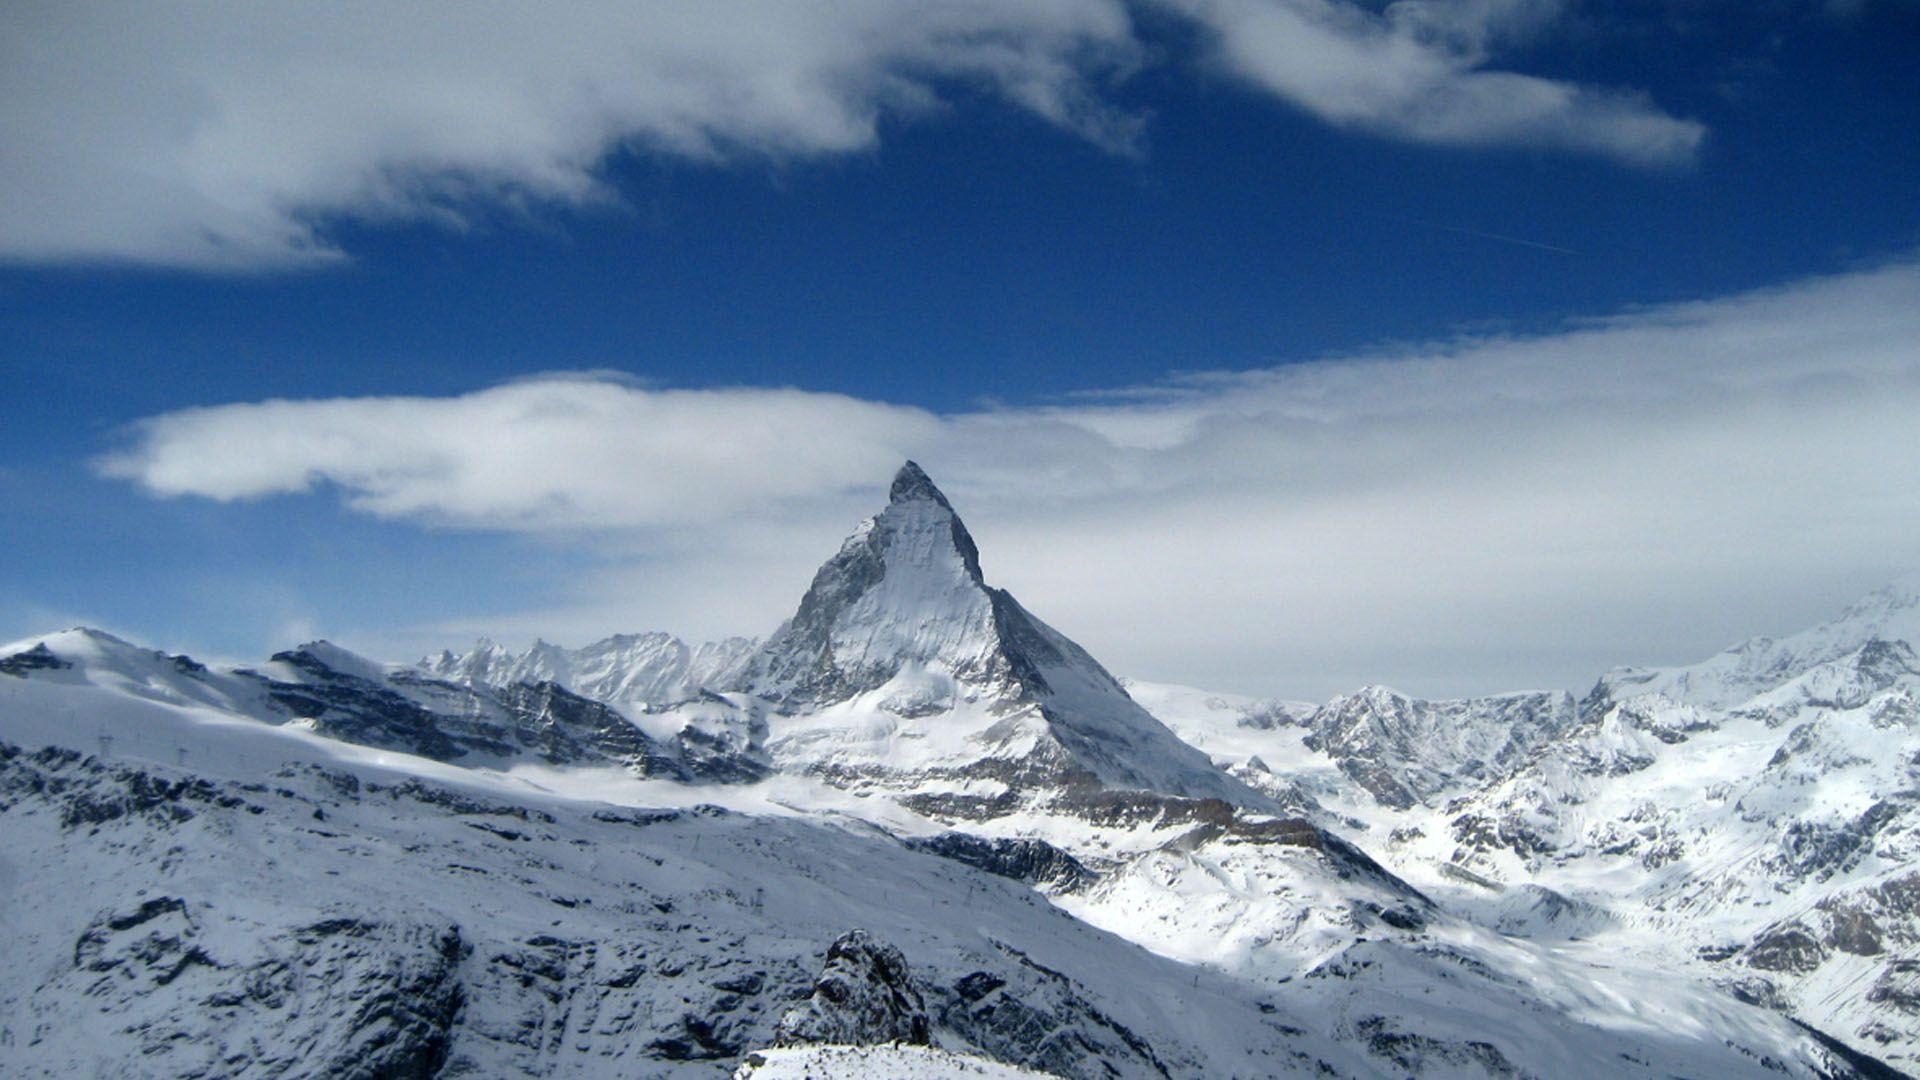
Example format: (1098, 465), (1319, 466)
(734, 1044), (1055, 1078)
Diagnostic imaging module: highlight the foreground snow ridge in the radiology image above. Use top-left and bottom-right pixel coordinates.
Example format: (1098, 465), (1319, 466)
(0, 463), (1912, 1077)
(735, 1044), (1054, 1079)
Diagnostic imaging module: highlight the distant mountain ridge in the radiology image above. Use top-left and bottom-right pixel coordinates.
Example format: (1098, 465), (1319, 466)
(423, 631), (758, 707)
(1594, 576), (1920, 710)
(1152, 580), (1920, 1074)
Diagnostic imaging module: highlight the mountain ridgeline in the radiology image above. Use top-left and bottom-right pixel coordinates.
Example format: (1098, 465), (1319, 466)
(3, 462), (1917, 1077)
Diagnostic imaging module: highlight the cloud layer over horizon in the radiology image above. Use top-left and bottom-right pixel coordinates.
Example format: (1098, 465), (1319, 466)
(3, 0), (1702, 269)
(99, 258), (1920, 699)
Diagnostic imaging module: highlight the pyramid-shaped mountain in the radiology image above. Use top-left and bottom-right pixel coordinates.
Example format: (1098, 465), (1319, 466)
(736, 462), (1259, 809)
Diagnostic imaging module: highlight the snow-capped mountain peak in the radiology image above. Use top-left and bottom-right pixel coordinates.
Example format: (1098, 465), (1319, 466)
(270, 639), (397, 685)
(742, 461), (999, 706)
(731, 462), (1258, 808)
(1597, 574), (1920, 711)
(890, 457), (967, 515)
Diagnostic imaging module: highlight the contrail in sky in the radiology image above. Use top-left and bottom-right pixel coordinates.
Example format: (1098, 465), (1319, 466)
(1410, 218), (1584, 256)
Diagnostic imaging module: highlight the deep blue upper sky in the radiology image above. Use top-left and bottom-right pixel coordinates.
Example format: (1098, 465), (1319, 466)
(3, 2), (1918, 691)
(9, 7), (1915, 418)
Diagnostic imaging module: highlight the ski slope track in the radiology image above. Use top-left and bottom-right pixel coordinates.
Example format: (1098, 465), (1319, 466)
(0, 463), (1907, 1077)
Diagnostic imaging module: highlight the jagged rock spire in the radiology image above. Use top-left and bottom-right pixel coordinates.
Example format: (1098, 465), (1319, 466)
(774, 930), (930, 1048)
(888, 460), (982, 582)
(740, 461), (998, 704)
(889, 460), (950, 508)
(735, 462), (1265, 806)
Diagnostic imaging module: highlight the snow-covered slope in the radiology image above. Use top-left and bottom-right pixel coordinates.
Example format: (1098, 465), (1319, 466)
(0, 626), (1863, 1079)
(735, 1044), (1054, 1079)
(1597, 576), (1920, 710)
(0, 673), (1353, 1077)
(1425, 635), (1920, 1073)
(1131, 583), (1920, 1075)
(0, 627), (764, 782)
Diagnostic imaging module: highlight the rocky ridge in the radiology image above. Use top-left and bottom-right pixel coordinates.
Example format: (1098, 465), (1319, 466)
(1153, 588), (1920, 1073)
(0, 735), (1317, 1078)
(424, 632), (758, 709)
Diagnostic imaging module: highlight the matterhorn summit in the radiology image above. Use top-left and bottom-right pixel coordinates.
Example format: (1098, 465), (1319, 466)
(735, 462), (1256, 808)
(744, 461), (1006, 707)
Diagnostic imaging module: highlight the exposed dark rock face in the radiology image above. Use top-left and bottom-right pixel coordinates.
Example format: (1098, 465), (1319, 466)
(1869, 961), (1920, 1015)
(932, 943), (1174, 1080)
(643, 691), (771, 783)
(774, 930), (931, 1048)
(262, 918), (468, 1079)
(1352, 1016), (1519, 1078)
(71, 896), (215, 989)
(1739, 869), (1920, 1046)
(1789, 1018), (1915, 1080)
(250, 647), (474, 761)
(490, 679), (689, 778)
(56, 897), (466, 1079)
(367, 776), (555, 822)
(1747, 923), (1830, 975)
(1450, 811), (1553, 862)
(231, 645), (769, 784)
(905, 833), (1096, 893)
(752, 926), (1205, 1078)
(0, 643), (71, 677)
(0, 743), (257, 828)
(1302, 687), (1577, 809)
(1769, 797), (1912, 883)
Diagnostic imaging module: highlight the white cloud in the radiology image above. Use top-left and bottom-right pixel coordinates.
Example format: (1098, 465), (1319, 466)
(2, 1), (1704, 268)
(0, 0), (1142, 269)
(102, 258), (1920, 698)
(1160, 0), (1703, 166)
(99, 381), (943, 530)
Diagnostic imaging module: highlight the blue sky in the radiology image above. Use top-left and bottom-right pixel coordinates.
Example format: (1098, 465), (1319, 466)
(3, 1), (1918, 698)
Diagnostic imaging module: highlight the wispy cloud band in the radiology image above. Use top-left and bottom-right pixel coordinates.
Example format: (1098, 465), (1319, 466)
(4, 0), (1700, 269)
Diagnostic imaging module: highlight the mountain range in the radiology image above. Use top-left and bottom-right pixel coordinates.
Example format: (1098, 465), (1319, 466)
(2, 462), (1914, 1078)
